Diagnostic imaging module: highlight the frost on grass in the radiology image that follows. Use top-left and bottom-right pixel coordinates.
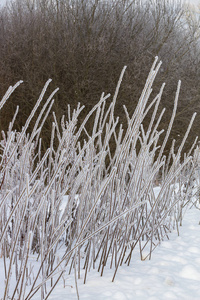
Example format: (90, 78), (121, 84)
(0, 58), (199, 299)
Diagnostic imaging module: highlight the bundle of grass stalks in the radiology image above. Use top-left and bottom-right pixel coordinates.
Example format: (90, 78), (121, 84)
(0, 58), (199, 299)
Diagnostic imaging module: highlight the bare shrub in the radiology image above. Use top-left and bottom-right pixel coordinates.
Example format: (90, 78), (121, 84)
(0, 58), (199, 299)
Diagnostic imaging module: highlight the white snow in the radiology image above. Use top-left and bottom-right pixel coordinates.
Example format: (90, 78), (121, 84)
(3, 206), (197, 300)
(50, 207), (200, 299)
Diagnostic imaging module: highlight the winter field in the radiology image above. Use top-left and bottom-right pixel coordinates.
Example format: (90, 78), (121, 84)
(0, 58), (200, 299)
(35, 206), (200, 300)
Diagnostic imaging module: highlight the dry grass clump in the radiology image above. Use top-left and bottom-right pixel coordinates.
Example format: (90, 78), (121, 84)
(0, 58), (199, 299)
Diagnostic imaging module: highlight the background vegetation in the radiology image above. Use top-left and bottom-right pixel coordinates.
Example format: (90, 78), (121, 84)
(0, 0), (200, 154)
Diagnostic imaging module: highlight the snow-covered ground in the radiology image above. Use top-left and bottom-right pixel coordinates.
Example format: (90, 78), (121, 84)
(47, 207), (200, 300)
(1, 206), (200, 299)
(18, 205), (198, 300)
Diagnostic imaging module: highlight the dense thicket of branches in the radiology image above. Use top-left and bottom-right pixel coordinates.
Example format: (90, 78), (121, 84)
(1, 60), (199, 299)
(0, 0), (200, 153)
